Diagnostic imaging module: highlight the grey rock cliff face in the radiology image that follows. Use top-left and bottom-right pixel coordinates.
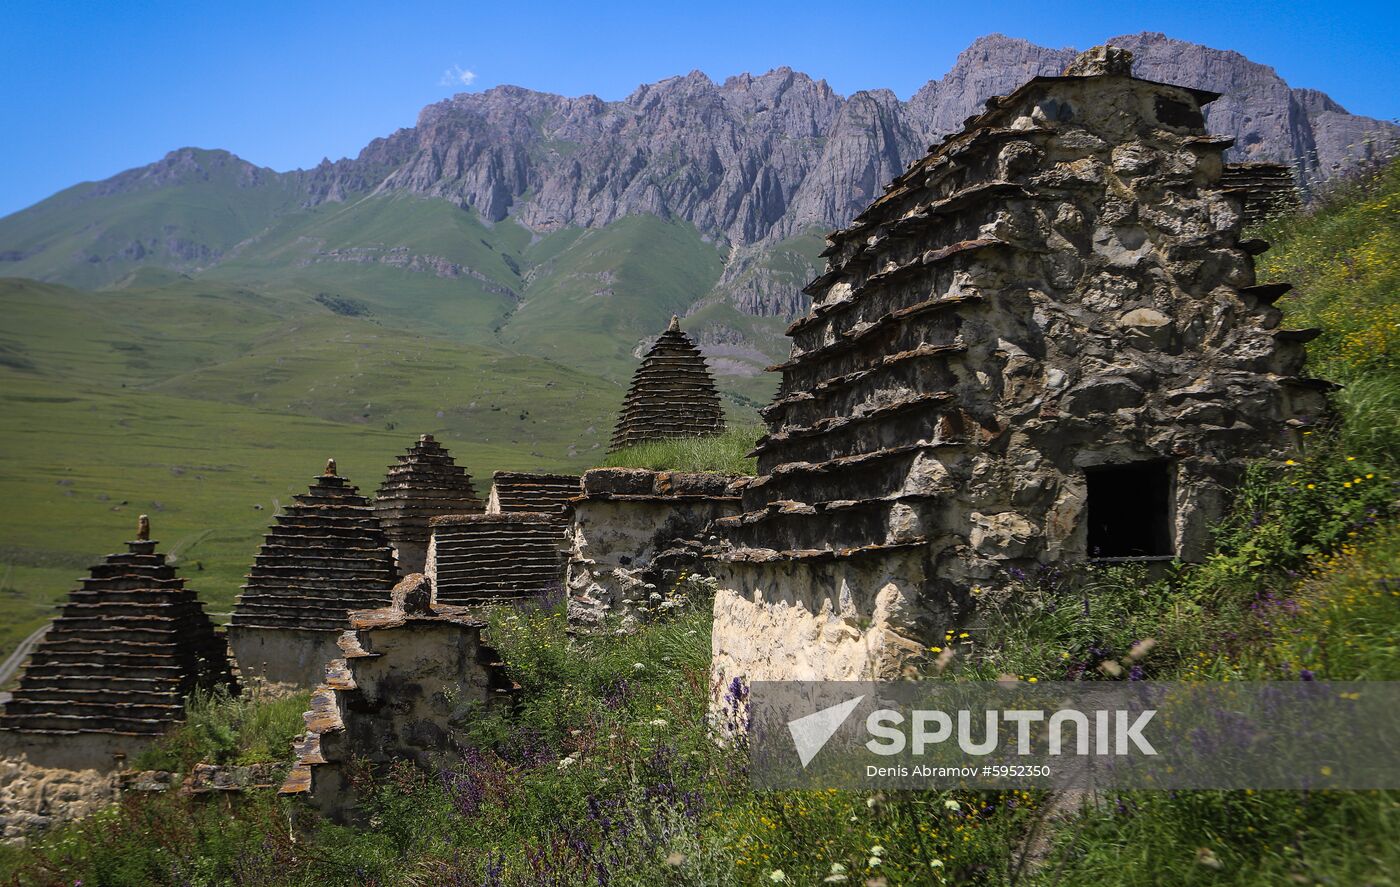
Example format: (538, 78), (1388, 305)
(17, 33), (1396, 319)
(300, 32), (1393, 252)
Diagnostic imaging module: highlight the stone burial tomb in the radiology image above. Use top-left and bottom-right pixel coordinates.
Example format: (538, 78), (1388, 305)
(373, 433), (484, 576)
(0, 516), (235, 838)
(485, 470), (582, 517)
(227, 460), (398, 688)
(608, 315), (727, 452)
(427, 471), (581, 605)
(0, 515), (234, 738)
(279, 573), (516, 821)
(566, 468), (745, 621)
(706, 44), (1325, 686)
(1219, 162), (1303, 226)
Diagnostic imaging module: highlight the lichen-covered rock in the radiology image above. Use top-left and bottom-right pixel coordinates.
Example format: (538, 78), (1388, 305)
(280, 578), (516, 822)
(707, 48), (1323, 691)
(567, 469), (743, 620)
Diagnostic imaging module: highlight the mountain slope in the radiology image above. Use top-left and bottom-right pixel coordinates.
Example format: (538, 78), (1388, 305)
(3, 32), (1393, 300)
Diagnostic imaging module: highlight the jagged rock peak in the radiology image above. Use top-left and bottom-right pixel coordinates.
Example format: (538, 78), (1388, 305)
(1062, 44), (1135, 77)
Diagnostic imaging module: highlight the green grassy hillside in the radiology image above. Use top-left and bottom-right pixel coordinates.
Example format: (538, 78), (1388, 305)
(0, 166), (801, 662)
(4, 158), (1396, 887)
(0, 149), (308, 290)
(0, 274), (624, 658)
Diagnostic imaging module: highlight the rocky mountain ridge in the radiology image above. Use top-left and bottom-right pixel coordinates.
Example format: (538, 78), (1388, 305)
(303, 32), (1396, 247)
(3, 32), (1396, 320)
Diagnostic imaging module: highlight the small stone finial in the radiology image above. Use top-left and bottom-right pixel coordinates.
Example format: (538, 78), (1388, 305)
(391, 573), (434, 616)
(324, 458), (337, 476)
(667, 314), (680, 332)
(136, 514), (150, 541)
(1062, 44), (1134, 78)
(420, 433), (434, 444)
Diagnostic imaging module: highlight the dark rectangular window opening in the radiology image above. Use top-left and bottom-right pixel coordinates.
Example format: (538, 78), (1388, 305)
(1085, 461), (1174, 559)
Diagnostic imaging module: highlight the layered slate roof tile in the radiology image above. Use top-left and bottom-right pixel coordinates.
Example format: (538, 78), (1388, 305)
(428, 513), (567, 605)
(0, 517), (235, 736)
(1219, 162), (1303, 226)
(486, 471), (580, 520)
(374, 434), (483, 574)
(230, 461), (397, 634)
(608, 316), (726, 452)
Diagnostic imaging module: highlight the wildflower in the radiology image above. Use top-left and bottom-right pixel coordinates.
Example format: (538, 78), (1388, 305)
(823, 876), (848, 884)
(868, 857), (882, 867)
(666, 852), (685, 866)
(944, 799), (960, 811)
(958, 632), (970, 639)
(649, 718), (669, 727)
(769, 871), (789, 883)
(1195, 847), (1222, 870)
(1099, 660), (1124, 678)
(557, 754), (578, 771)
(1127, 638), (1156, 660)
(930, 859), (945, 868)
(1060, 651), (1071, 660)
(1285, 459), (1296, 466)
(1347, 456), (1356, 461)
(1307, 483), (1316, 490)
(830, 863), (848, 874)
(633, 662), (646, 671)
(1027, 676), (1039, 683)
(870, 845), (886, 856)
(929, 646), (943, 653)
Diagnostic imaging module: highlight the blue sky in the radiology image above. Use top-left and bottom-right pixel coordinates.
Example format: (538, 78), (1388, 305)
(1, 0), (1396, 217)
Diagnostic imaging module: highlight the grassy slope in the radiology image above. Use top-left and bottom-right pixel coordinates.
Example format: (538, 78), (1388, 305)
(501, 215), (727, 382)
(0, 275), (621, 657)
(0, 150), (305, 290)
(2, 164), (1399, 887)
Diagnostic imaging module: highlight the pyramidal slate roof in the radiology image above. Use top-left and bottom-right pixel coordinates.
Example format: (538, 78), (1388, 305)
(0, 517), (234, 735)
(230, 460), (397, 633)
(374, 434), (484, 547)
(608, 316), (726, 452)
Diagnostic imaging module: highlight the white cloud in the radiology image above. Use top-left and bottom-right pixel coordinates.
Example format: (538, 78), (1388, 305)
(440, 65), (477, 88)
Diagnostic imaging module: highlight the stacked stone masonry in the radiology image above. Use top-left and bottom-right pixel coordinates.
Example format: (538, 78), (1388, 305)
(228, 462), (398, 686)
(428, 513), (567, 605)
(707, 45), (1324, 686)
(1219, 162), (1303, 227)
(566, 468), (744, 617)
(280, 574), (516, 821)
(608, 316), (727, 452)
(485, 471), (581, 519)
(374, 433), (484, 575)
(0, 520), (234, 736)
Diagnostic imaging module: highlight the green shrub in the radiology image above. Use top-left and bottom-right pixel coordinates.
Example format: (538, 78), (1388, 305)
(130, 685), (310, 772)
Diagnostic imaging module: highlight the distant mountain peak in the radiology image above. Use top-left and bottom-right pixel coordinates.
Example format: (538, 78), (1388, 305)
(2, 32), (1396, 307)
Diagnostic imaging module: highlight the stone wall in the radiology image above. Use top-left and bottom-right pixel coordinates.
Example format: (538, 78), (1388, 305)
(280, 575), (515, 821)
(0, 730), (150, 841)
(565, 468), (743, 621)
(707, 46), (1322, 691)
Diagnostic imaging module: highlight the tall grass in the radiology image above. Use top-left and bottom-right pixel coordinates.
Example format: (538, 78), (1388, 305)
(1257, 156), (1400, 468)
(130, 685), (310, 772)
(601, 426), (762, 475)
